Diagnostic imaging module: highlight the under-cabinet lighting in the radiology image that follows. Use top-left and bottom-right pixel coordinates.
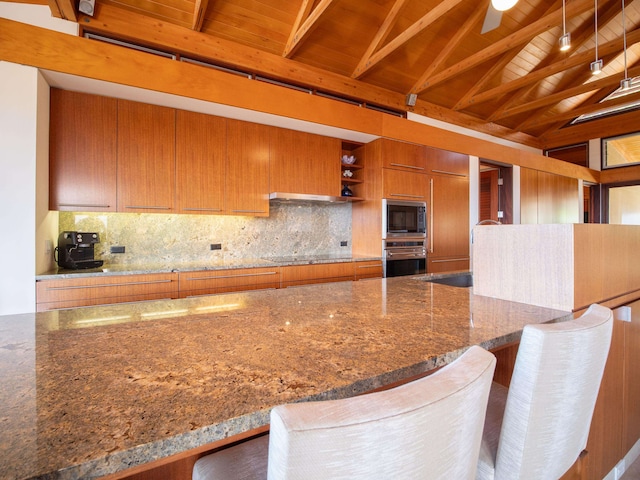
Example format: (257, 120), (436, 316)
(140, 309), (188, 318)
(75, 315), (132, 324)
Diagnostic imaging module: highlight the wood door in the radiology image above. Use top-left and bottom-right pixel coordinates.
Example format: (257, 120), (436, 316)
(379, 139), (426, 172)
(382, 169), (428, 201)
(226, 119), (270, 216)
(176, 111), (226, 214)
(270, 127), (341, 196)
(624, 300), (640, 452)
(49, 89), (117, 211)
(429, 174), (469, 259)
(117, 99), (176, 213)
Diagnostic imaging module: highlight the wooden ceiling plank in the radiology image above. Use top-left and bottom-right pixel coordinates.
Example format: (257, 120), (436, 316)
(352, 0), (465, 79)
(463, 28), (640, 107)
(352, 0), (409, 79)
(415, 0), (594, 94)
(487, 0), (621, 121)
(283, 0), (335, 58)
(191, 0), (210, 31)
(411, 3), (487, 96)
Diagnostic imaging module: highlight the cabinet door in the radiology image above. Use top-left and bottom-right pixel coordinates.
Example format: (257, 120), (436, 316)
(429, 174), (469, 258)
(176, 111), (226, 214)
(226, 119), (270, 216)
(424, 146), (469, 176)
(380, 139), (425, 172)
(382, 169), (428, 201)
(117, 100), (176, 213)
(280, 263), (354, 288)
(270, 128), (341, 196)
(49, 89), (117, 211)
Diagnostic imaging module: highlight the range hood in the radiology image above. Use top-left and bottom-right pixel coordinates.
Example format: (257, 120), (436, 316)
(269, 192), (348, 203)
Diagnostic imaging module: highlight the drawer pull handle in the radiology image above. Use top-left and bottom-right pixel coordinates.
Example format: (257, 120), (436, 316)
(431, 169), (467, 177)
(357, 265), (382, 269)
(58, 203), (111, 208)
(48, 279), (174, 291)
(231, 210), (267, 214)
(389, 163), (425, 171)
(431, 258), (469, 263)
(187, 272), (278, 281)
(182, 208), (223, 212)
(125, 205), (171, 210)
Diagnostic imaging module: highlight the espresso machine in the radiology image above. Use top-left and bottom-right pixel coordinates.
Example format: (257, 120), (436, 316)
(56, 231), (104, 269)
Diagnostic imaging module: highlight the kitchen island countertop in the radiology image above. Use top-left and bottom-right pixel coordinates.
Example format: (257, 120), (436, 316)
(0, 276), (571, 479)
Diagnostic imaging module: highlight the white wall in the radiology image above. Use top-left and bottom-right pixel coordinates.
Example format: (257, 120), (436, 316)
(0, 62), (49, 315)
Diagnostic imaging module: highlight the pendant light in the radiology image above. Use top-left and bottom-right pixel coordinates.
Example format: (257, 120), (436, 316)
(621, 0), (632, 90)
(591, 0), (603, 74)
(559, 0), (571, 51)
(491, 0), (518, 12)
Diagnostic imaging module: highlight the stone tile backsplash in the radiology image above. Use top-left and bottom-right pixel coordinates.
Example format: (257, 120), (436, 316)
(59, 202), (353, 266)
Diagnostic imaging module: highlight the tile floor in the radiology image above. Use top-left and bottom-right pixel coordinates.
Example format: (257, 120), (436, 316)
(621, 455), (640, 479)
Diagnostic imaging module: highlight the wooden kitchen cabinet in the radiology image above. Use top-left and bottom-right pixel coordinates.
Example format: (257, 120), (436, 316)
(175, 111), (226, 214)
(354, 260), (383, 280)
(226, 119), (270, 216)
(382, 168), (429, 201)
(49, 88), (118, 211)
(35, 273), (178, 311)
(379, 138), (426, 173)
(280, 262), (355, 288)
(270, 128), (341, 197)
(423, 145), (469, 176)
(117, 99), (176, 213)
(427, 173), (470, 273)
(178, 267), (280, 298)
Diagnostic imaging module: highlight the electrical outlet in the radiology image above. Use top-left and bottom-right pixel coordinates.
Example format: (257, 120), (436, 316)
(110, 246), (126, 254)
(210, 243), (222, 250)
(340, 241), (348, 247)
(44, 239), (53, 256)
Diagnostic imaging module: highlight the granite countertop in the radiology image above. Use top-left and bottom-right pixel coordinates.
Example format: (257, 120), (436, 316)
(0, 276), (572, 479)
(35, 255), (382, 280)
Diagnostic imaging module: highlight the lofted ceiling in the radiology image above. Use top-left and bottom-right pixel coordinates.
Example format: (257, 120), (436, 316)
(31, 0), (640, 149)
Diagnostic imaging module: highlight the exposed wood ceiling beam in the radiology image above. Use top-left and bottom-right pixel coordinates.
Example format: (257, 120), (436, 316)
(410, 3), (487, 96)
(76, 3), (541, 146)
(352, 0), (409, 78)
(415, 0), (594, 93)
(191, 0), (210, 31)
(521, 90), (640, 129)
(494, 65), (640, 120)
(47, 0), (76, 20)
(459, 28), (640, 108)
(352, 0), (464, 79)
(487, 0), (621, 121)
(283, 0), (335, 58)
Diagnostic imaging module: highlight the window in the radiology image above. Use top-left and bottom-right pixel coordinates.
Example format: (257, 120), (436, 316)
(603, 132), (640, 169)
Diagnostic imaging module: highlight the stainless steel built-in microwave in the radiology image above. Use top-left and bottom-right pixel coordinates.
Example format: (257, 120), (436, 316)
(382, 199), (427, 238)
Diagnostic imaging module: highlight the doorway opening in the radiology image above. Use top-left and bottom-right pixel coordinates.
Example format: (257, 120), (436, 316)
(479, 161), (513, 225)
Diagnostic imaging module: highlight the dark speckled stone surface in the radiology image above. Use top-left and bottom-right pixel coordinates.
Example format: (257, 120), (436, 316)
(0, 276), (571, 479)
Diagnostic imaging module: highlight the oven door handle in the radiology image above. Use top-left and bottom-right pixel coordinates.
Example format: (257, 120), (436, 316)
(386, 252), (426, 260)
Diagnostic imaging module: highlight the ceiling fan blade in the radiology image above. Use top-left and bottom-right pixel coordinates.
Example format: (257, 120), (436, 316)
(481, 4), (503, 34)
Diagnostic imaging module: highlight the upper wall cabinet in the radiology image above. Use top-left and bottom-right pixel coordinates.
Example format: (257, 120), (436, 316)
(117, 100), (176, 213)
(49, 89), (118, 211)
(424, 146), (469, 177)
(382, 169), (429, 201)
(226, 119), (270, 216)
(380, 139), (425, 173)
(175, 110), (226, 215)
(270, 128), (341, 196)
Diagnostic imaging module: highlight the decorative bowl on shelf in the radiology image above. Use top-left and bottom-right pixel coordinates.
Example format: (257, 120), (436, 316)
(341, 154), (356, 165)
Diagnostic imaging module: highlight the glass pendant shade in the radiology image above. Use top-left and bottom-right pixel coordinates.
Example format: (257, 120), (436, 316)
(491, 0), (518, 11)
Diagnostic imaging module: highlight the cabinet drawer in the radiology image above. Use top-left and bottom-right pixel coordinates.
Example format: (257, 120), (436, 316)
(427, 257), (470, 274)
(179, 267), (280, 297)
(36, 273), (178, 311)
(281, 263), (354, 287)
(354, 261), (383, 280)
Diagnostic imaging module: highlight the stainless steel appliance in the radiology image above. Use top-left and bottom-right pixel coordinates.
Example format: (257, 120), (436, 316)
(383, 239), (426, 277)
(55, 231), (104, 270)
(382, 199), (427, 239)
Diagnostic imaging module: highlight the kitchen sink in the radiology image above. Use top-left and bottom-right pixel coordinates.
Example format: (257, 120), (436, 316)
(423, 273), (473, 288)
